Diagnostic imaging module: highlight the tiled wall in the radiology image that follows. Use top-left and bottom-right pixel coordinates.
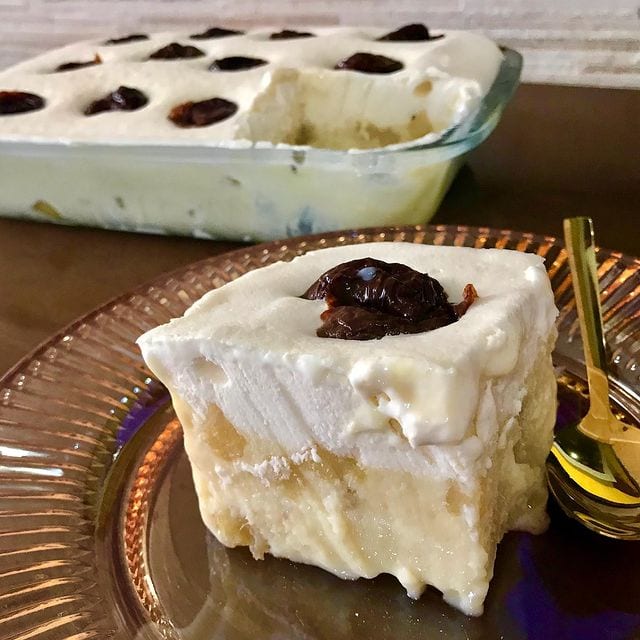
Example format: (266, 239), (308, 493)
(1, 0), (639, 87)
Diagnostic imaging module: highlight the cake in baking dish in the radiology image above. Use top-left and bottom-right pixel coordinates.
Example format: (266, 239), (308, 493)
(0, 25), (510, 240)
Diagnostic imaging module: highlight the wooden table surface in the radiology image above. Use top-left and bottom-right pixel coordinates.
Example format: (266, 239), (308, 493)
(1, 83), (639, 376)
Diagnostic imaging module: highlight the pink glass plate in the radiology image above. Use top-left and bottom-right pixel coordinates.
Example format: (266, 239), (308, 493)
(1, 224), (639, 640)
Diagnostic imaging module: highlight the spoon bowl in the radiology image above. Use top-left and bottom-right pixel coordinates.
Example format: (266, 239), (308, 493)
(548, 375), (640, 539)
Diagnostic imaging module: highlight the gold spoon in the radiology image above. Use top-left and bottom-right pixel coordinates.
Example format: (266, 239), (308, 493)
(546, 216), (640, 539)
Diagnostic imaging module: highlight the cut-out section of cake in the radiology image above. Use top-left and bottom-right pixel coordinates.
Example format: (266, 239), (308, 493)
(234, 62), (484, 150)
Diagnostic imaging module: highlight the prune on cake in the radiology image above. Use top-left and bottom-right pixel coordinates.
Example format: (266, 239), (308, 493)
(54, 54), (102, 72)
(84, 86), (148, 116)
(377, 24), (444, 42)
(269, 29), (315, 40)
(209, 56), (268, 71)
(334, 52), (403, 74)
(302, 257), (476, 340)
(453, 283), (478, 317)
(168, 97), (238, 128)
(190, 26), (244, 39)
(148, 43), (205, 60)
(104, 33), (149, 45)
(0, 91), (46, 115)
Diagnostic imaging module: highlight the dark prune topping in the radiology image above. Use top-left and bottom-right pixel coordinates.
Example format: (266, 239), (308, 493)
(84, 86), (148, 116)
(377, 24), (444, 42)
(168, 97), (238, 128)
(148, 43), (205, 60)
(104, 33), (149, 45)
(269, 29), (315, 40)
(301, 257), (477, 340)
(0, 91), (45, 115)
(190, 26), (244, 40)
(209, 56), (268, 71)
(55, 54), (102, 72)
(334, 52), (403, 74)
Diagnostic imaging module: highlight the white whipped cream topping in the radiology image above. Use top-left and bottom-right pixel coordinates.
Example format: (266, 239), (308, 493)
(0, 27), (502, 149)
(138, 243), (558, 476)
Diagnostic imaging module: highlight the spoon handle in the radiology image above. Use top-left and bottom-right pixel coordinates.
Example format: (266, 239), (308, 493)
(563, 217), (612, 419)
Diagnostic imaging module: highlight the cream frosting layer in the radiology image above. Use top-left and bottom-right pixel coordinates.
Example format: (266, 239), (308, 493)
(138, 243), (558, 475)
(0, 27), (502, 148)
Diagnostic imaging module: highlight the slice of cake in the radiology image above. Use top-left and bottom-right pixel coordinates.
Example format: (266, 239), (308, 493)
(137, 242), (558, 615)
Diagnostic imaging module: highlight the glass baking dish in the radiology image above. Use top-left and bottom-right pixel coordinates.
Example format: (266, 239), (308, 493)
(0, 48), (521, 241)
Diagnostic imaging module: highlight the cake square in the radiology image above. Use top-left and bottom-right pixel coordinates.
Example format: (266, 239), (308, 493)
(138, 242), (558, 615)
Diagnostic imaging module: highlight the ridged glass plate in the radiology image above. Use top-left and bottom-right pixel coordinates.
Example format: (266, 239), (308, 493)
(1, 224), (639, 640)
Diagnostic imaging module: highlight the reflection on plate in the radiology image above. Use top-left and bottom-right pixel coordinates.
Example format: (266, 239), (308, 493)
(1, 224), (639, 640)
